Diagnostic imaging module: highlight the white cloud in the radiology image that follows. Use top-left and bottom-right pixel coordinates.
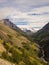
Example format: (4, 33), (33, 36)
(29, 6), (49, 14)
(0, 7), (17, 19)
(10, 6), (49, 30)
(0, 6), (49, 30)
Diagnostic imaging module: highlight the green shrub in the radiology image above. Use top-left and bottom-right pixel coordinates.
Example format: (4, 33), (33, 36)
(2, 51), (11, 61)
(7, 34), (12, 39)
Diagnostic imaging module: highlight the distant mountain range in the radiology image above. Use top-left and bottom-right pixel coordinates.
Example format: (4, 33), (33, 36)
(21, 28), (34, 35)
(21, 27), (36, 32)
(2, 19), (36, 36)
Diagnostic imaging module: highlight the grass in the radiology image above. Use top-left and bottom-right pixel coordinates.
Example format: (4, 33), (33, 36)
(0, 21), (48, 65)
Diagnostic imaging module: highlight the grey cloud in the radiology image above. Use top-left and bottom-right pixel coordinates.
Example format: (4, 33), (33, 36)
(28, 12), (49, 16)
(0, 0), (49, 12)
(9, 0), (49, 11)
(0, 0), (49, 30)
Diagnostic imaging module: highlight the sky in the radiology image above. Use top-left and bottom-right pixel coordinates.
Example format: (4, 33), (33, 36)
(0, 0), (49, 31)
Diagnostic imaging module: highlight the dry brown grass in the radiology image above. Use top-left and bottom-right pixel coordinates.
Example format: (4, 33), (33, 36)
(0, 58), (15, 65)
(0, 21), (30, 47)
(0, 44), (6, 53)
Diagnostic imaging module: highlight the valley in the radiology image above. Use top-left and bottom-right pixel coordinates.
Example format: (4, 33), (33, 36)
(0, 19), (49, 65)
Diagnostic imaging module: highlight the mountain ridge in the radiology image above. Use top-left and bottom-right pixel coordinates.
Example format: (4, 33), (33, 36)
(33, 22), (49, 61)
(0, 19), (48, 65)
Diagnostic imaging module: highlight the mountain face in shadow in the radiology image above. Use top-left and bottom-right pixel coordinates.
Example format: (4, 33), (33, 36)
(33, 22), (49, 36)
(33, 22), (49, 61)
(42, 23), (49, 30)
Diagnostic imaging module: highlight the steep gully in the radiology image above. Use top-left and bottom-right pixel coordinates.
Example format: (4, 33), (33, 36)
(39, 45), (47, 63)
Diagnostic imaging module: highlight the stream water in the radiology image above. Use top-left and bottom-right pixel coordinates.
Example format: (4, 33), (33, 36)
(40, 47), (47, 63)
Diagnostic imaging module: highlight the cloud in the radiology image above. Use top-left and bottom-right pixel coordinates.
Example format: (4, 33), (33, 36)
(16, 22), (28, 25)
(0, 0), (49, 30)
(14, 0), (49, 6)
(10, 6), (49, 30)
(0, 0), (49, 12)
(0, 0), (6, 3)
(10, 0), (49, 11)
(0, 7), (17, 19)
(28, 12), (49, 16)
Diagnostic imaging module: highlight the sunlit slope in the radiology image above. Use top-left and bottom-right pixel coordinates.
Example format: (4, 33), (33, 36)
(0, 58), (16, 65)
(0, 39), (47, 65)
(0, 21), (30, 47)
(0, 21), (48, 65)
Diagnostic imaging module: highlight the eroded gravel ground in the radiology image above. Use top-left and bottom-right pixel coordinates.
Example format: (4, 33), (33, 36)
(0, 58), (15, 65)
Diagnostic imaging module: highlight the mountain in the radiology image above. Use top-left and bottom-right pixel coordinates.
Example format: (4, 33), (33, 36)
(33, 22), (49, 42)
(33, 22), (49, 61)
(22, 28), (33, 35)
(2, 19), (34, 41)
(42, 23), (49, 31)
(35, 22), (49, 35)
(0, 19), (30, 46)
(0, 19), (48, 65)
(2, 19), (26, 35)
(21, 27), (36, 33)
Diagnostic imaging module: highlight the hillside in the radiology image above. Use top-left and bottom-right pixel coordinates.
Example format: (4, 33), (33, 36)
(33, 23), (49, 41)
(0, 20), (30, 46)
(0, 19), (48, 65)
(32, 23), (49, 61)
(0, 58), (15, 65)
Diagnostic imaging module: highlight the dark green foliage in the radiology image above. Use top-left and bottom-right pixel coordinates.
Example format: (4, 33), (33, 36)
(2, 51), (11, 61)
(11, 48), (22, 64)
(1, 41), (48, 65)
(22, 42), (30, 50)
(7, 34), (12, 39)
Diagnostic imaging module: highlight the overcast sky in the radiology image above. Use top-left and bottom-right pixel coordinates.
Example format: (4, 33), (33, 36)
(0, 0), (49, 30)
